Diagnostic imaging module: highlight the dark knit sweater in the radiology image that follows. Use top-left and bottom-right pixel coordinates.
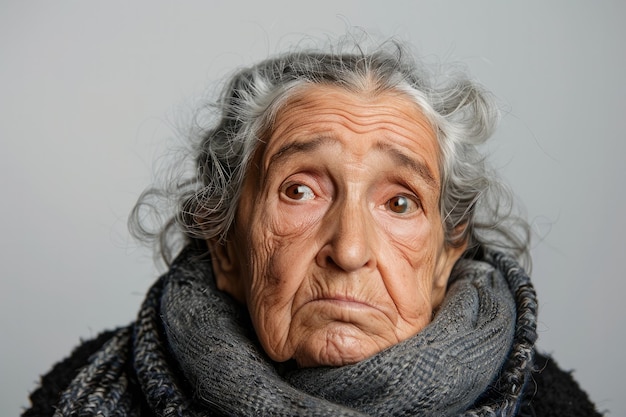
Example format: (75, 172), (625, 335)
(23, 329), (601, 417)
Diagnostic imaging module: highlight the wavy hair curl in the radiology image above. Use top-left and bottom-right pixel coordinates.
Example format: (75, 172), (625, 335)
(129, 39), (530, 269)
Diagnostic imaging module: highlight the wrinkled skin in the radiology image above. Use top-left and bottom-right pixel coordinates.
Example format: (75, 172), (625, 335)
(209, 85), (466, 367)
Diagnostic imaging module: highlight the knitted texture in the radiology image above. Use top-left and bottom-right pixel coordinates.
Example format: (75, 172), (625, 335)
(524, 354), (604, 416)
(22, 330), (119, 417)
(36, 245), (540, 416)
(51, 327), (140, 417)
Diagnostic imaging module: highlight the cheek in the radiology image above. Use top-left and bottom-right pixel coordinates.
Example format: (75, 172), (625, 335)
(245, 201), (320, 293)
(377, 213), (439, 271)
(242, 207), (322, 359)
(377, 216), (446, 314)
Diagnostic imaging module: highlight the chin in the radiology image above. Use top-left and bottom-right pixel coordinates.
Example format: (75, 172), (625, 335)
(293, 325), (383, 368)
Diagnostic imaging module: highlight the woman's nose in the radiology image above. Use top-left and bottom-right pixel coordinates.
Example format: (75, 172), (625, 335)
(316, 199), (376, 272)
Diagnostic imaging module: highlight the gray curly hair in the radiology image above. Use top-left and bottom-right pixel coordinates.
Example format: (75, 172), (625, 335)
(129, 39), (530, 269)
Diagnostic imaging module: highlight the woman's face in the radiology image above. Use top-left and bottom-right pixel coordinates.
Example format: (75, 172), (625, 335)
(210, 85), (465, 367)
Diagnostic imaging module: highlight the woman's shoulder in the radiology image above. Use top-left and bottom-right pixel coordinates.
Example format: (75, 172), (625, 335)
(22, 329), (121, 417)
(519, 351), (603, 417)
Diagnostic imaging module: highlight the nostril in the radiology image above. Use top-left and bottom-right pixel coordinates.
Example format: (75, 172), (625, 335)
(325, 255), (337, 268)
(315, 249), (342, 270)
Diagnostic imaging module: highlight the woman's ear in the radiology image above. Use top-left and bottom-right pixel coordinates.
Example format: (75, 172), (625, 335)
(207, 238), (246, 303)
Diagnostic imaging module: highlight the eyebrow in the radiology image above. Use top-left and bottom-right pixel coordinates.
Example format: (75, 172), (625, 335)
(267, 137), (437, 189)
(374, 142), (437, 188)
(269, 136), (329, 167)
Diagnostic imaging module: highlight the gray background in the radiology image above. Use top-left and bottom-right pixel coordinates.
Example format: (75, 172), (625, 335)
(2, 1), (624, 415)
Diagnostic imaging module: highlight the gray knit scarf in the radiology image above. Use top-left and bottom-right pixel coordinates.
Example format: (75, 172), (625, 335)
(52, 244), (538, 417)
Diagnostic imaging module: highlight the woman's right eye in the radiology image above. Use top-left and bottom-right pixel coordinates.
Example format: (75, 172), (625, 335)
(283, 184), (315, 201)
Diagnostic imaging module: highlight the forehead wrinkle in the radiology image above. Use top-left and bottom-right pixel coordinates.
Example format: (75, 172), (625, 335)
(373, 141), (437, 189)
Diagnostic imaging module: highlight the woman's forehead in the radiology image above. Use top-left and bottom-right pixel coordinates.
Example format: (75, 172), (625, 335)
(270, 85), (434, 130)
(259, 85), (440, 178)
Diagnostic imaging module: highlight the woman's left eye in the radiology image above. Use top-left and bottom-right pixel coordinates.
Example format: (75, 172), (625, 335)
(386, 195), (419, 214)
(283, 183), (315, 201)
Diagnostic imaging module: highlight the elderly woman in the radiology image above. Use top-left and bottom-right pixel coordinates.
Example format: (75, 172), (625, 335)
(24, 40), (601, 416)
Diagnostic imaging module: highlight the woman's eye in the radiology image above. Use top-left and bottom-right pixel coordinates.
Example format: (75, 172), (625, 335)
(386, 195), (419, 214)
(283, 183), (315, 201)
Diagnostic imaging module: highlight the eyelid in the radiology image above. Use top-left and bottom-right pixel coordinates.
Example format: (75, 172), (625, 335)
(280, 167), (330, 190)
